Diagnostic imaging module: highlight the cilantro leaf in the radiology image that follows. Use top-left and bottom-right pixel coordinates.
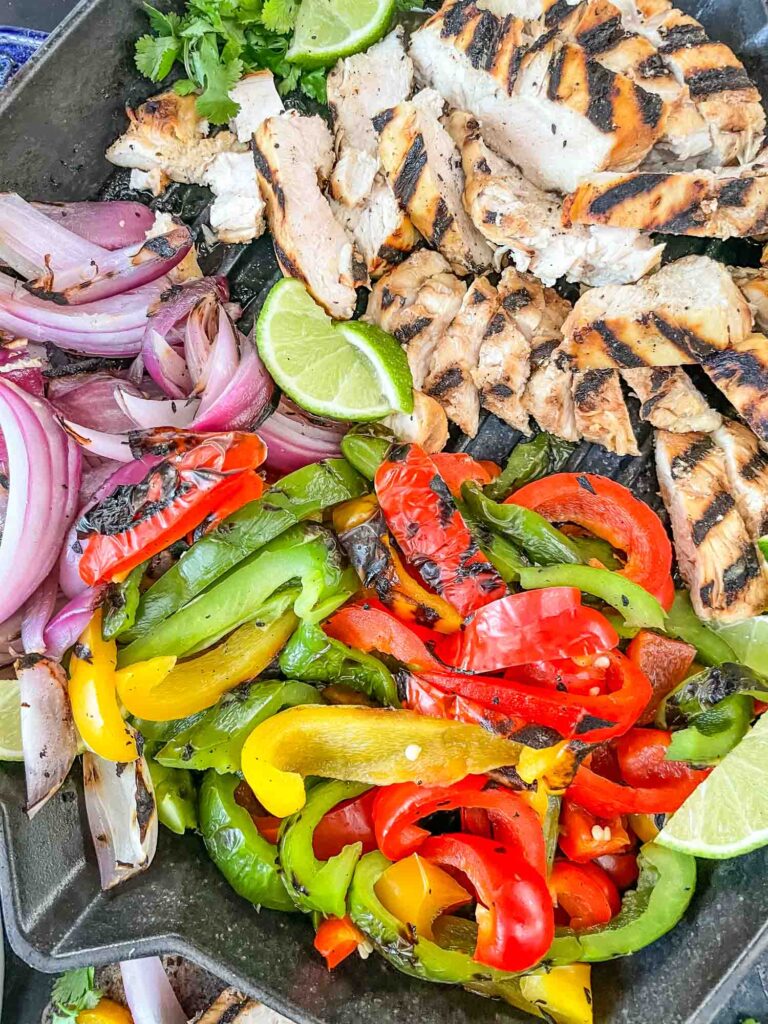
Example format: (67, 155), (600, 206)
(196, 54), (244, 122)
(143, 4), (182, 35)
(135, 33), (181, 81)
(173, 77), (199, 95)
(299, 67), (327, 104)
(261, 0), (299, 34)
(51, 968), (102, 1024)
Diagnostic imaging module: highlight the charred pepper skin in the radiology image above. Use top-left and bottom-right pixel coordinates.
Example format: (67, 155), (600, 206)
(198, 770), (296, 913)
(124, 459), (368, 643)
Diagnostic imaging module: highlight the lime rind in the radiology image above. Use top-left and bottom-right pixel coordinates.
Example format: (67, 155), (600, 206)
(657, 712), (768, 859)
(287, 0), (397, 67)
(335, 320), (414, 415)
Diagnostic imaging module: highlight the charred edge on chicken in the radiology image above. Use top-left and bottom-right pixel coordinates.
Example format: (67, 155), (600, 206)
(686, 66), (755, 97)
(394, 134), (428, 207)
(699, 543), (763, 609)
(576, 16), (626, 57)
(691, 491), (736, 546)
(252, 145), (286, 211)
(394, 316), (434, 344)
(592, 321), (647, 368)
(272, 239), (309, 287)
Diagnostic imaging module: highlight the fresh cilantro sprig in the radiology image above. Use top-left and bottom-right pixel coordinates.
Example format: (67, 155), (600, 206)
(135, 0), (327, 125)
(51, 967), (102, 1024)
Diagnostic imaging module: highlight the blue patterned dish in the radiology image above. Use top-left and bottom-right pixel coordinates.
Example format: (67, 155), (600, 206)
(0, 26), (47, 88)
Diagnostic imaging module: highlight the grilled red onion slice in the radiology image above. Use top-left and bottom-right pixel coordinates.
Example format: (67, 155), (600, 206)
(49, 373), (139, 433)
(0, 609), (23, 667)
(0, 343), (45, 397)
(27, 227), (192, 306)
(257, 400), (345, 473)
(33, 201), (155, 250)
(43, 586), (106, 659)
(191, 330), (274, 431)
(0, 302), (145, 355)
(0, 192), (105, 278)
(0, 381), (82, 622)
(61, 420), (134, 462)
(82, 730), (158, 890)
(120, 958), (187, 1024)
(184, 293), (218, 387)
(115, 388), (200, 429)
(142, 329), (192, 399)
(17, 654), (77, 817)
(20, 570), (59, 655)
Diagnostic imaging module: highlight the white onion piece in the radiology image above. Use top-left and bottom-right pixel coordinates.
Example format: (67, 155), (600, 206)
(0, 192), (105, 278)
(20, 570), (59, 655)
(33, 201), (156, 250)
(120, 958), (187, 1024)
(17, 655), (77, 817)
(115, 387), (200, 429)
(82, 729), (158, 890)
(61, 420), (134, 462)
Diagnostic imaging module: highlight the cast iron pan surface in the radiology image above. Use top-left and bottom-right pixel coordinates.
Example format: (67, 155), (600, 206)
(0, 1), (767, 1021)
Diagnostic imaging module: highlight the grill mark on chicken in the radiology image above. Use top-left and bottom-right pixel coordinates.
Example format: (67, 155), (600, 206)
(686, 66), (755, 98)
(577, 16), (626, 56)
(657, 24), (708, 51)
(466, 9), (504, 70)
(394, 135), (428, 207)
(428, 366), (465, 397)
(252, 145), (285, 210)
(692, 491), (736, 546)
(545, 0), (577, 28)
(272, 239), (308, 285)
(376, 243), (413, 268)
(621, 366), (720, 433)
(503, 288), (534, 312)
(430, 198), (454, 247)
(743, 450), (768, 483)
(712, 420), (768, 539)
(395, 316), (433, 343)
(372, 109), (395, 133)
(647, 313), (714, 362)
(705, 343), (768, 446)
(670, 435), (714, 477)
(637, 53), (670, 78)
(572, 368), (639, 455)
(593, 321), (647, 368)
(573, 368), (611, 402)
(586, 63), (619, 132)
(584, 173), (668, 214)
(699, 545), (763, 609)
(529, 27), (559, 54)
(547, 46), (568, 100)
(717, 179), (753, 208)
(441, 0), (476, 37)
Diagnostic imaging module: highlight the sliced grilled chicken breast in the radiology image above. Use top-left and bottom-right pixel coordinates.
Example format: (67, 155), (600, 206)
(377, 89), (493, 273)
(410, 0), (664, 194)
(704, 334), (768, 451)
(572, 368), (639, 454)
(732, 267), (768, 334)
(383, 390), (450, 452)
(425, 276), (499, 436)
(712, 419), (768, 541)
(204, 152), (265, 244)
(562, 256), (753, 368)
(197, 990), (284, 1024)
(254, 113), (366, 319)
(656, 429), (768, 621)
(365, 249), (467, 388)
(229, 71), (285, 144)
(564, 167), (768, 238)
(621, 366), (721, 432)
(106, 92), (241, 194)
(449, 111), (663, 285)
(332, 185), (422, 279)
(473, 291), (532, 433)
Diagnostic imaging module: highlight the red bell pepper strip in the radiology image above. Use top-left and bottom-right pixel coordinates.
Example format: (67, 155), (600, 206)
(314, 916), (367, 970)
(429, 453), (499, 499)
(421, 650), (653, 744)
(558, 798), (632, 863)
(373, 779), (547, 876)
(189, 471), (264, 541)
(626, 631), (697, 725)
(511, 656), (608, 696)
(436, 589), (618, 672)
(324, 603), (441, 671)
(418, 833), (554, 972)
(405, 672), (528, 736)
(614, 728), (711, 788)
(313, 789), (378, 862)
(595, 852), (640, 891)
(375, 444), (506, 617)
(508, 473), (674, 609)
(550, 860), (620, 930)
(566, 762), (708, 816)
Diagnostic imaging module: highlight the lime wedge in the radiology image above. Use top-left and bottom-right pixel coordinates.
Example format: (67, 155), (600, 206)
(0, 677), (23, 761)
(657, 712), (768, 859)
(287, 0), (396, 67)
(256, 278), (413, 421)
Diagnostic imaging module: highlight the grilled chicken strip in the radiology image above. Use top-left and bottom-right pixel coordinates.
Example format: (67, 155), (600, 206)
(196, 990), (285, 1024)
(410, 0), (665, 194)
(703, 334), (768, 452)
(229, 71), (285, 144)
(365, 249), (466, 389)
(377, 89), (493, 273)
(563, 167), (768, 239)
(732, 267), (768, 334)
(572, 369), (639, 455)
(712, 419), (768, 542)
(655, 429), (768, 621)
(621, 367), (720, 432)
(473, 272), (533, 433)
(382, 390), (450, 452)
(425, 276), (499, 436)
(449, 111), (663, 286)
(561, 256), (753, 369)
(254, 112), (367, 319)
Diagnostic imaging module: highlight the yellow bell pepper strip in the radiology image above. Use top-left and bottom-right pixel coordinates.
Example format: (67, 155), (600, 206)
(241, 706), (525, 818)
(117, 605), (298, 720)
(375, 854), (472, 940)
(69, 610), (138, 762)
(519, 965), (593, 1024)
(77, 999), (134, 1024)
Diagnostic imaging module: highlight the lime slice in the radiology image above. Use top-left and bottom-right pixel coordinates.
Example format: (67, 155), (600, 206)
(0, 677), (23, 761)
(256, 278), (413, 421)
(657, 712), (768, 859)
(287, 0), (396, 67)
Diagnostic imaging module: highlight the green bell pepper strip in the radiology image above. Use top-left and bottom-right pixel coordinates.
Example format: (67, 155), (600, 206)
(198, 770), (296, 913)
(548, 842), (696, 963)
(156, 680), (324, 774)
(659, 662), (767, 726)
(279, 620), (399, 707)
(462, 484), (584, 567)
(349, 851), (545, 1018)
(146, 748), (198, 835)
(460, 504), (530, 584)
(484, 434), (576, 503)
(118, 525), (356, 665)
(664, 591), (737, 666)
(759, 537), (768, 560)
(569, 535), (621, 570)
(518, 565), (666, 630)
(124, 459), (367, 643)
(340, 425), (394, 481)
(279, 779), (370, 918)
(666, 693), (754, 764)
(543, 794), (562, 871)
(102, 562), (147, 640)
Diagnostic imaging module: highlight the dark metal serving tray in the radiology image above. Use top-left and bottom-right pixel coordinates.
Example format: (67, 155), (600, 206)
(0, 1), (767, 1021)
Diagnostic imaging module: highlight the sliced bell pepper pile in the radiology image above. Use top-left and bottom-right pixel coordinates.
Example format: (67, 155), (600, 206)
(374, 444), (506, 617)
(507, 473), (674, 609)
